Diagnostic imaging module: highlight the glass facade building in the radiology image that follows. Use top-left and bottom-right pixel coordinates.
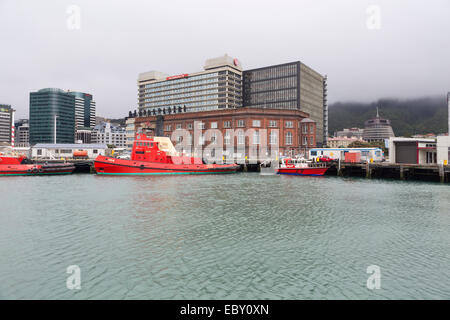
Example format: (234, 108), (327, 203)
(29, 88), (76, 145)
(243, 62), (300, 110)
(243, 61), (327, 146)
(138, 55), (242, 114)
(68, 91), (96, 129)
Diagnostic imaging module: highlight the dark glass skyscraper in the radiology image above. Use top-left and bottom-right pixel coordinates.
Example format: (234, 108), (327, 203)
(243, 61), (327, 146)
(29, 88), (76, 144)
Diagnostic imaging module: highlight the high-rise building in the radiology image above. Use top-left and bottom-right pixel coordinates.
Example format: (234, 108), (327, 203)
(68, 91), (96, 129)
(14, 119), (29, 147)
(243, 61), (327, 146)
(0, 104), (14, 145)
(138, 54), (243, 114)
(29, 88), (96, 145)
(29, 88), (76, 144)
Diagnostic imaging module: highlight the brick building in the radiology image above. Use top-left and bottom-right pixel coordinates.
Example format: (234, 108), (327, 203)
(133, 107), (316, 159)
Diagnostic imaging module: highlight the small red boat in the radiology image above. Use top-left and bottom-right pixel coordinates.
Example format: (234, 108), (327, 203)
(277, 158), (329, 176)
(0, 154), (75, 176)
(94, 133), (240, 175)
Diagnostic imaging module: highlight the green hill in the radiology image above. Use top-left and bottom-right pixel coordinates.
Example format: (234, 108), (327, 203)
(328, 96), (448, 137)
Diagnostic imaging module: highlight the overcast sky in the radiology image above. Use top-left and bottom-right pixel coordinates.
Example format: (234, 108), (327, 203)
(1, 0), (449, 119)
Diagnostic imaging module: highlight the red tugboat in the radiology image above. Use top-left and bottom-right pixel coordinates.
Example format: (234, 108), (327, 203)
(277, 158), (329, 176)
(94, 133), (240, 175)
(0, 153), (75, 176)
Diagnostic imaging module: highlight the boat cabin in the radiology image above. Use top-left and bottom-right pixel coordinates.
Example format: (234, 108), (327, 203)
(132, 133), (203, 164)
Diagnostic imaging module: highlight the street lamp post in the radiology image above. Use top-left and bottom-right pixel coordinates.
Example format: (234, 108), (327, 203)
(54, 115), (59, 144)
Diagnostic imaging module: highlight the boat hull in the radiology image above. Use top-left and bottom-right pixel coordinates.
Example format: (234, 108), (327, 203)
(94, 155), (240, 175)
(0, 163), (75, 176)
(277, 167), (328, 176)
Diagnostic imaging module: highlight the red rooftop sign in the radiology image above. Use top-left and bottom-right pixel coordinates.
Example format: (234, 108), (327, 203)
(166, 74), (189, 81)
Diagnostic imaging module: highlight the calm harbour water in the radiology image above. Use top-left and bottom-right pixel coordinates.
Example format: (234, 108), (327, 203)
(0, 173), (449, 299)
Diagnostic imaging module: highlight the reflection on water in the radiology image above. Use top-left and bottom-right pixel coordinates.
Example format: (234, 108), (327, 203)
(0, 174), (449, 299)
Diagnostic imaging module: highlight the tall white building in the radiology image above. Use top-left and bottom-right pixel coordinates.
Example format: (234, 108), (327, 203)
(138, 54), (243, 114)
(125, 117), (135, 150)
(0, 104), (14, 146)
(92, 122), (126, 148)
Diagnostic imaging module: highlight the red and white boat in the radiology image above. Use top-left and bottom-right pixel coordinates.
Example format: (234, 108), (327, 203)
(0, 153), (75, 176)
(277, 158), (329, 176)
(94, 133), (240, 175)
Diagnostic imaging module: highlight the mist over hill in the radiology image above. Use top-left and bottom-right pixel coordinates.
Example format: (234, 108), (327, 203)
(328, 96), (448, 137)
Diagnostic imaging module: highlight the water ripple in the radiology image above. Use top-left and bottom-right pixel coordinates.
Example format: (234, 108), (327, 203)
(1, 174), (449, 299)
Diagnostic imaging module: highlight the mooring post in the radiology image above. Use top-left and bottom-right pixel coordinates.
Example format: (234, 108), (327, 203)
(366, 161), (371, 179)
(399, 165), (405, 180)
(337, 159), (343, 176)
(438, 164), (444, 183)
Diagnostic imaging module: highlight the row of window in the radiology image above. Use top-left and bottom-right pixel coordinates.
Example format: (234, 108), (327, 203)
(247, 101), (298, 109)
(246, 76), (297, 93)
(143, 73), (219, 89)
(145, 94), (220, 105)
(164, 120), (314, 131)
(144, 80), (220, 96)
(144, 100), (220, 109)
(245, 64), (297, 82)
(249, 88), (297, 104)
(172, 131), (313, 146)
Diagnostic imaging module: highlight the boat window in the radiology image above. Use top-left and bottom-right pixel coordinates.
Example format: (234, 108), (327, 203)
(311, 151), (317, 156)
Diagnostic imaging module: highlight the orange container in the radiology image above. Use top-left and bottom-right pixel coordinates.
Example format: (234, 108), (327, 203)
(73, 150), (88, 157)
(345, 152), (361, 163)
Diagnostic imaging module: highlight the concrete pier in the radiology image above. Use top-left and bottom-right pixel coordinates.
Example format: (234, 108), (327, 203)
(328, 162), (450, 183)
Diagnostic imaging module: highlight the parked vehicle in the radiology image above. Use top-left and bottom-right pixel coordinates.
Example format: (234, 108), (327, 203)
(309, 148), (384, 162)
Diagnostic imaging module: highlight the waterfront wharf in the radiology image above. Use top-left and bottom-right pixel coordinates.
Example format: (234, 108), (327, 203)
(327, 162), (450, 183)
(28, 158), (450, 182)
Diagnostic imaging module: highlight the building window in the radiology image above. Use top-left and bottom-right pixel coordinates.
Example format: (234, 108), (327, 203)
(198, 122), (205, 130)
(210, 132), (217, 144)
(223, 121), (231, 128)
(252, 120), (261, 127)
(165, 125), (172, 131)
(238, 131), (245, 145)
(285, 132), (293, 145)
(176, 123), (182, 129)
(285, 121), (293, 128)
(310, 125), (314, 133)
(237, 120), (245, 128)
(303, 136), (307, 145)
(270, 131), (278, 145)
(187, 123), (193, 130)
(303, 125), (308, 134)
(253, 130), (260, 145)
(224, 131), (231, 145)
(210, 122), (218, 129)
(37, 149), (42, 155)
(269, 120), (277, 128)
